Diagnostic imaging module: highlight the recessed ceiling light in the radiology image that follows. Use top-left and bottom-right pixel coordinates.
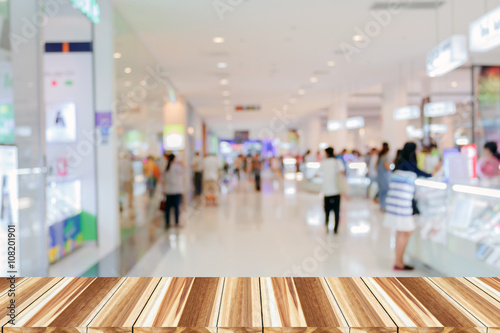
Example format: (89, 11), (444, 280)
(298, 89), (305, 95)
(113, 52), (122, 59)
(220, 78), (229, 85)
(217, 62), (228, 68)
(222, 91), (230, 96)
(226, 114), (232, 121)
(327, 61), (336, 67)
(124, 67), (132, 74)
(224, 100), (231, 105)
(352, 34), (365, 42)
(451, 81), (458, 88)
(213, 37), (225, 44)
(310, 77), (318, 83)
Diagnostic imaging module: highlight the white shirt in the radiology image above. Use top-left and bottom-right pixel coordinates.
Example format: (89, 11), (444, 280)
(192, 156), (203, 172)
(162, 163), (185, 194)
(319, 158), (345, 196)
(203, 155), (220, 181)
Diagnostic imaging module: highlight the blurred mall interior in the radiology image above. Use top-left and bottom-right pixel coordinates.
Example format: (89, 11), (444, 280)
(2, 0), (500, 277)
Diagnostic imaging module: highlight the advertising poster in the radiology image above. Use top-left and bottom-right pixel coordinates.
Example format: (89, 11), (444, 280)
(0, 104), (14, 144)
(48, 214), (83, 264)
(164, 124), (185, 151)
(46, 102), (77, 143)
(478, 66), (500, 144)
(0, 146), (18, 276)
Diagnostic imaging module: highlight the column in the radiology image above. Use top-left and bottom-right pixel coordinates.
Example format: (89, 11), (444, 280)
(382, 82), (409, 157)
(328, 94), (348, 153)
(94, 0), (120, 257)
(10, 0), (48, 276)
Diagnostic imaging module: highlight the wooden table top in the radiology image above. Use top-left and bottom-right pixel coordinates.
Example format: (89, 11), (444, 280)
(1, 277), (499, 333)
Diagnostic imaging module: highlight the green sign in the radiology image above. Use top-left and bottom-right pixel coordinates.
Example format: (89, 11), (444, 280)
(0, 104), (14, 144)
(70, 0), (100, 24)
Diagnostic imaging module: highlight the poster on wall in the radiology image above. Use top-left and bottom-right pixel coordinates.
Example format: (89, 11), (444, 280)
(164, 124), (185, 151)
(48, 214), (83, 264)
(478, 66), (500, 144)
(46, 102), (77, 143)
(0, 146), (18, 276)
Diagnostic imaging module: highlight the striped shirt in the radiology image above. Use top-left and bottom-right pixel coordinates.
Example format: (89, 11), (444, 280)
(385, 170), (417, 217)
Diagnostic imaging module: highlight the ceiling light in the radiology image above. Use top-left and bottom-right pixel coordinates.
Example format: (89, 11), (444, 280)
(217, 62), (228, 68)
(298, 89), (305, 95)
(451, 81), (458, 88)
(327, 61), (336, 67)
(213, 37), (225, 44)
(310, 77), (318, 83)
(352, 34), (365, 42)
(222, 91), (230, 96)
(113, 52), (122, 59)
(226, 114), (232, 121)
(124, 67), (132, 74)
(224, 100), (231, 105)
(220, 78), (229, 85)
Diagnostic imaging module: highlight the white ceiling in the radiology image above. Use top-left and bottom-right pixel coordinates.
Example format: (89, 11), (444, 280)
(111, 0), (500, 134)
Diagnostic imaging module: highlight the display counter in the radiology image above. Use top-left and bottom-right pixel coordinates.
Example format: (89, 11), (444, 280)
(408, 179), (500, 275)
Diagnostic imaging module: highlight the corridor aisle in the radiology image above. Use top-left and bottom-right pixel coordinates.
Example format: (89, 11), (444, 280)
(125, 176), (432, 277)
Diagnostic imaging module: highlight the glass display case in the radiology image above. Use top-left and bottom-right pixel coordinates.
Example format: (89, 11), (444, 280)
(408, 180), (500, 275)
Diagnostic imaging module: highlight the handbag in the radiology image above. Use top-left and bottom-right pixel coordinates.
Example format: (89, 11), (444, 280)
(159, 199), (166, 211)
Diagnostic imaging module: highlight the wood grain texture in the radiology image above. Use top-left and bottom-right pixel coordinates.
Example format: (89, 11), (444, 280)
(429, 277), (500, 330)
(324, 277), (396, 333)
(87, 277), (161, 333)
(134, 277), (223, 333)
(396, 278), (486, 333)
(3, 278), (94, 332)
(465, 277), (500, 303)
(261, 277), (348, 333)
(0, 277), (27, 297)
(217, 278), (261, 333)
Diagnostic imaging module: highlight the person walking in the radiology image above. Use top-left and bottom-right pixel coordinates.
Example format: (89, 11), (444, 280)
(366, 148), (378, 199)
(318, 147), (345, 234)
(144, 156), (161, 198)
(385, 142), (434, 271)
(192, 152), (203, 195)
(203, 153), (221, 205)
(377, 143), (391, 211)
(252, 153), (263, 191)
(161, 153), (185, 229)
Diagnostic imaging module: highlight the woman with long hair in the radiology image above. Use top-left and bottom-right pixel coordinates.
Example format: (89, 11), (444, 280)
(385, 142), (434, 271)
(477, 141), (500, 187)
(161, 153), (185, 228)
(376, 142), (391, 211)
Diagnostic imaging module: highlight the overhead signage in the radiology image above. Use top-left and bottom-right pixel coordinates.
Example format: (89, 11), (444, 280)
(424, 101), (456, 118)
(406, 125), (424, 139)
(427, 35), (468, 77)
(424, 124), (448, 133)
(235, 105), (260, 111)
(470, 6), (500, 52)
(327, 120), (343, 131)
(70, 0), (100, 24)
(345, 117), (365, 129)
(394, 105), (420, 120)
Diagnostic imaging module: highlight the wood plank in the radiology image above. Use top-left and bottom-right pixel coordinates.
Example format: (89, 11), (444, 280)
(0, 277), (27, 297)
(134, 277), (223, 333)
(261, 277), (348, 333)
(3, 278), (94, 333)
(217, 277), (261, 333)
(465, 277), (500, 303)
(87, 277), (161, 333)
(363, 277), (457, 331)
(429, 277), (500, 331)
(324, 277), (396, 333)
(396, 278), (486, 333)
(0, 277), (32, 321)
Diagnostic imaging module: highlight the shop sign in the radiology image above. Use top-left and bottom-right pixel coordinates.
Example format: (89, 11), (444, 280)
(345, 117), (365, 129)
(424, 101), (456, 118)
(394, 105), (420, 120)
(327, 120), (343, 131)
(427, 35), (468, 77)
(164, 125), (185, 151)
(70, 0), (100, 24)
(424, 124), (448, 133)
(406, 125), (424, 139)
(470, 6), (500, 52)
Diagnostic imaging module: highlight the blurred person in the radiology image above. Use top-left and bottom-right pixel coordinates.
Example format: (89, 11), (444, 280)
(245, 155), (253, 179)
(192, 152), (203, 196)
(316, 151), (322, 162)
(317, 147), (345, 234)
(366, 148), (378, 199)
(270, 155), (282, 179)
(144, 156), (161, 198)
(336, 149), (348, 169)
(477, 141), (500, 187)
(304, 149), (315, 163)
(252, 153), (263, 191)
(386, 142), (435, 271)
(234, 154), (243, 180)
(161, 153), (185, 228)
(203, 153), (221, 205)
(377, 143), (391, 211)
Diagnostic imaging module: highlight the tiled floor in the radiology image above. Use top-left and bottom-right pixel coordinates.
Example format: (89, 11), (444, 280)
(48, 172), (435, 277)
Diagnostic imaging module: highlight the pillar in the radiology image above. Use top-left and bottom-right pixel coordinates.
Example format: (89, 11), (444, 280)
(328, 94), (348, 154)
(382, 82), (409, 157)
